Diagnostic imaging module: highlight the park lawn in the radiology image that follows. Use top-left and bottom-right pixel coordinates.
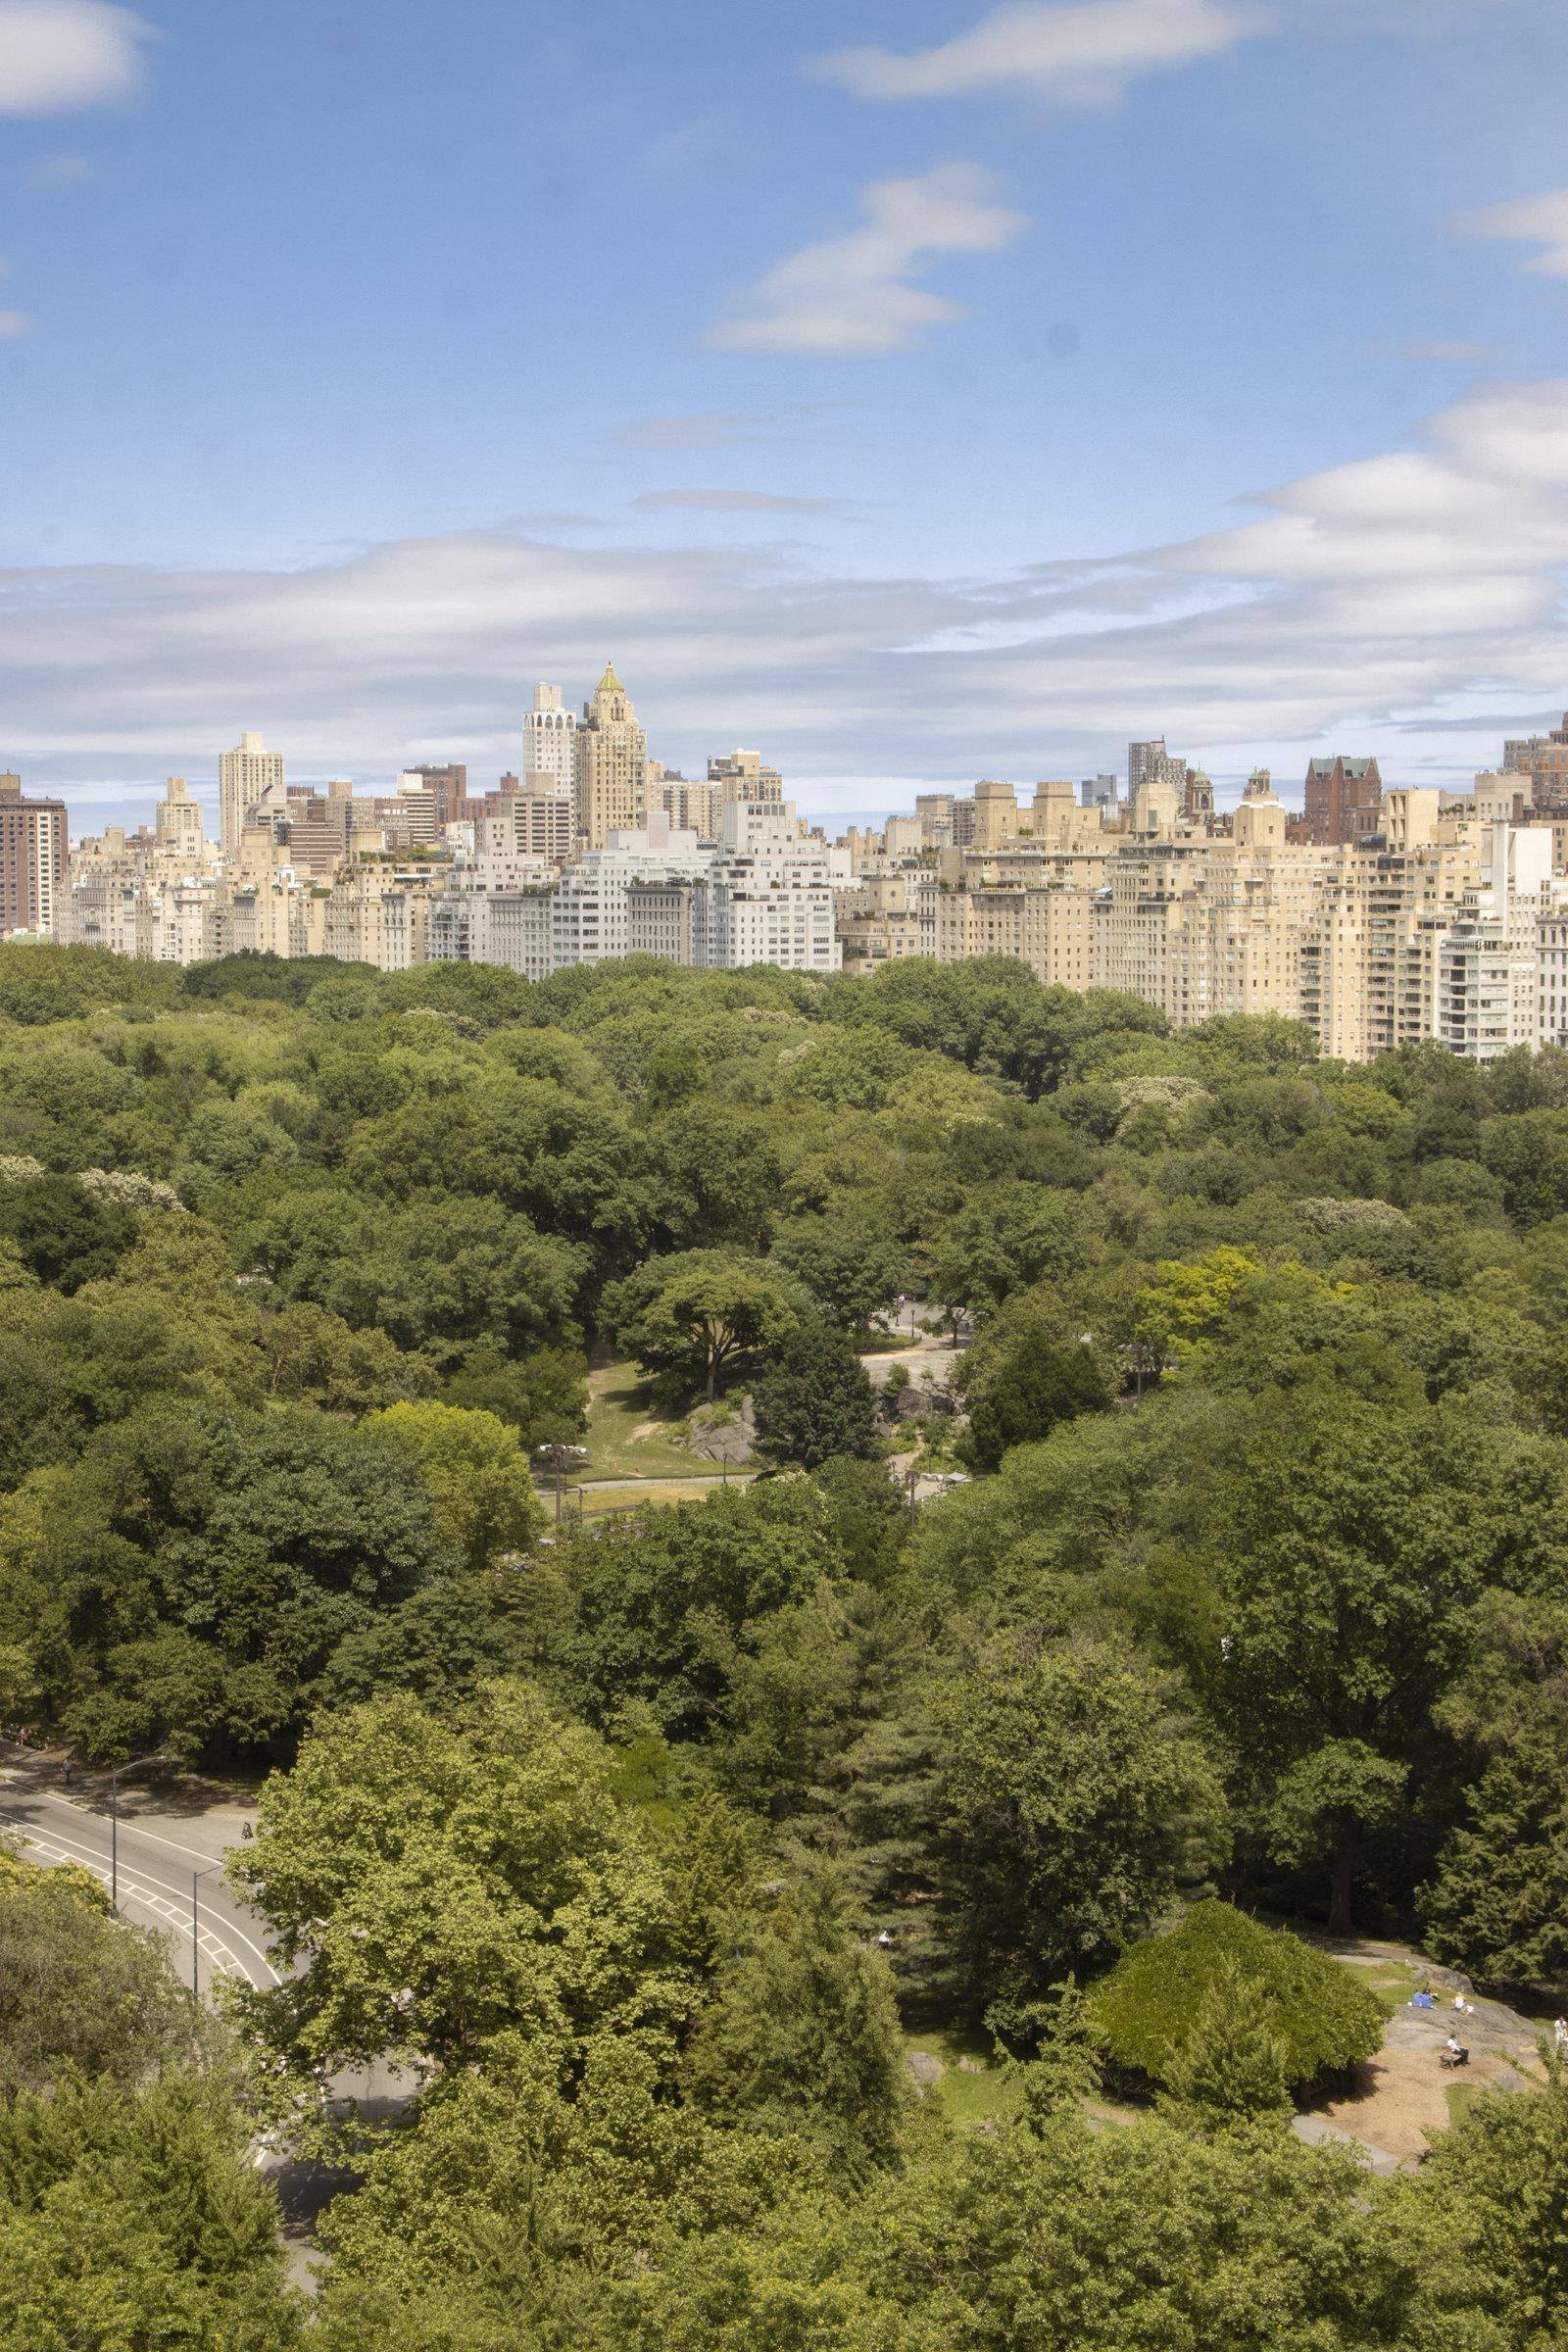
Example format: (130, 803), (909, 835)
(904, 2028), (1019, 2128)
(573, 1360), (705, 1481)
(1348, 1956), (1426, 2017)
(574, 1479), (748, 1520)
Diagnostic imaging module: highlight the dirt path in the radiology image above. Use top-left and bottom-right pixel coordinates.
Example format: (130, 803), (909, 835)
(1294, 1939), (1545, 2167)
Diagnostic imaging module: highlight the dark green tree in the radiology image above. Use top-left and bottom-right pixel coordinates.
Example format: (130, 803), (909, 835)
(752, 1318), (879, 1470)
(681, 1866), (908, 2178)
(959, 1331), (1111, 1472)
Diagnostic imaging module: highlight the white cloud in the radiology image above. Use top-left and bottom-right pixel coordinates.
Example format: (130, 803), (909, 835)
(0, 308), (33, 335)
(710, 165), (1025, 357)
(633, 490), (842, 514)
(1456, 186), (1568, 279)
(3, 380), (1567, 809)
(818, 0), (1261, 107)
(0, 0), (150, 114)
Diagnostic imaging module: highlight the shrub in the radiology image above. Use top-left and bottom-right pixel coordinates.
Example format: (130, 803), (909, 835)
(1090, 1899), (1383, 2094)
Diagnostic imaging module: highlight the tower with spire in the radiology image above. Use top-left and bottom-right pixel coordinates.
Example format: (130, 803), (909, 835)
(574, 662), (648, 849)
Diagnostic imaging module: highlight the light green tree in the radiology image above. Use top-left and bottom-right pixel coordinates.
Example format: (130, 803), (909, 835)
(1158, 1960), (1294, 2130)
(227, 1680), (688, 2087)
(367, 1399), (544, 1572)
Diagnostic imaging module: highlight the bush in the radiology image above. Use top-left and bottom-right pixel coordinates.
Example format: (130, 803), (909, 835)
(1090, 1900), (1383, 2094)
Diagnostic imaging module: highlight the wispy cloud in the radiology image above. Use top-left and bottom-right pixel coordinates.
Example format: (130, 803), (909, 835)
(710, 165), (1025, 357)
(633, 490), (842, 514)
(1455, 186), (1568, 279)
(816, 0), (1261, 107)
(1394, 338), (1493, 362)
(0, 1), (152, 115)
(614, 412), (788, 452)
(24, 147), (94, 186)
(0, 307), (33, 335)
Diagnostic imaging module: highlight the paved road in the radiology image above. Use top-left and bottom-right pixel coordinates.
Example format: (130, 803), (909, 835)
(0, 1770), (277, 1999)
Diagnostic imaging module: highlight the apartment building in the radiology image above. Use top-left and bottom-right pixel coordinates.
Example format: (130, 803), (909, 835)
(522, 684), (575, 809)
(219, 732), (284, 858)
(0, 774), (69, 937)
(573, 662), (648, 849)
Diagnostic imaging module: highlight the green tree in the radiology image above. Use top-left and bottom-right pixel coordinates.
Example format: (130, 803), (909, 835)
(606, 1250), (805, 1400)
(682, 1867), (909, 2178)
(28, 1399), (454, 1761)
(927, 1183), (1086, 1314)
(1392, 2068), (1568, 2350)
(441, 1344), (588, 1453)
(752, 1319), (879, 1470)
(1203, 1393), (1560, 1932)
(1091, 1901), (1382, 2095)
(769, 1214), (907, 1336)
(367, 1399), (544, 1573)
(959, 1331), (1111, 1473)
(1158, 1961), (1294, 2130)
(0, 1174), (135, 1295)
(561, 1481), (832, 1737)
(0, 1850), (197, 2095)
(227, 1681), (686, 2083)
(1420, 1592), (1568, 1985)
(941, 1636), (1228, 2010)
(0, 2070), (302, 2351)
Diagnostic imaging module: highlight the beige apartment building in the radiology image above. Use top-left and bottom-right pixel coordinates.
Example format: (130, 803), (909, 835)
(219, 731), (284, 858)
(321, 865), (429, 969)
(837, 873), (925, 973)
(929, 879), (1093, 990)
(573, 662), (648, 849)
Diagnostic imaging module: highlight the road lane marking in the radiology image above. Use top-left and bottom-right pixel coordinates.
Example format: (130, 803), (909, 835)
(0, 1812), (279, 1986)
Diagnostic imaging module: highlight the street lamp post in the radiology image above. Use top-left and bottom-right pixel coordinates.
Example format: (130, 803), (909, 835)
(107, 1750), (169, 1916)
(191, 1865), (219, 2002)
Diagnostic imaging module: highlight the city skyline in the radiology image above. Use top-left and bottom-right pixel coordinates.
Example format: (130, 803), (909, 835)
(1, 0), (1566, 825)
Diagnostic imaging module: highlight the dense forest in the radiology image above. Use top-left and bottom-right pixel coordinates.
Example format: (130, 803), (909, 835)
(3, 938), (1568, 2349)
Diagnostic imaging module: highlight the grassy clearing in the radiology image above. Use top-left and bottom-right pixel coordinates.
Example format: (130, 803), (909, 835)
(1348, 1956), (1427, 2016)
(573, 1479), (744, 1520)
(573, 1361), (704, 1481)
(903, 2028), (1018, 2127)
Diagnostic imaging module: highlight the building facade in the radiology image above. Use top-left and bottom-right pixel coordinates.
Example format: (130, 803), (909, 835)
(219, 731), (285, 858)
(0, 774), (69, 937)
(573, 663), (647, 849)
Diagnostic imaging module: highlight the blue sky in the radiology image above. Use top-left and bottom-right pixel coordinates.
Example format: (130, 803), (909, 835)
(2, 0), (1567, 828)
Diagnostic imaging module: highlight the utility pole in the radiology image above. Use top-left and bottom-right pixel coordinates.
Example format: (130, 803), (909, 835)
(191, 1864), (219, 2002)
(108, 1750), (169, 1916)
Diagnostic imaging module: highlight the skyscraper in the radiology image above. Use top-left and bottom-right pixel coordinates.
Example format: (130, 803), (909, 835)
(523, 684), (576, 808)
(573, 663), (647, 850)
(156, 776), (206, 858)
(219, 731), (284, 858)
(708, 748), (783, 807)
(0, 773), (69, 937)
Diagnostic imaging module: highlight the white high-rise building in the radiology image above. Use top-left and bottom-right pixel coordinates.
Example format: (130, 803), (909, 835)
(219, 731), (284, 858)
(522, 684), (576, 808)
(696, 802), (846, 973)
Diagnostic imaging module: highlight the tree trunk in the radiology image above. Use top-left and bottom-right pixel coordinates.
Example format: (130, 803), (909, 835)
(706, 1350), (716, 1403)
(1328, 1820), (1353, 1936)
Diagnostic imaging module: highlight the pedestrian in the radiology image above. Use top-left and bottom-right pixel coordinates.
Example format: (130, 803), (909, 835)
(1554, 2018), (1567, 2056)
